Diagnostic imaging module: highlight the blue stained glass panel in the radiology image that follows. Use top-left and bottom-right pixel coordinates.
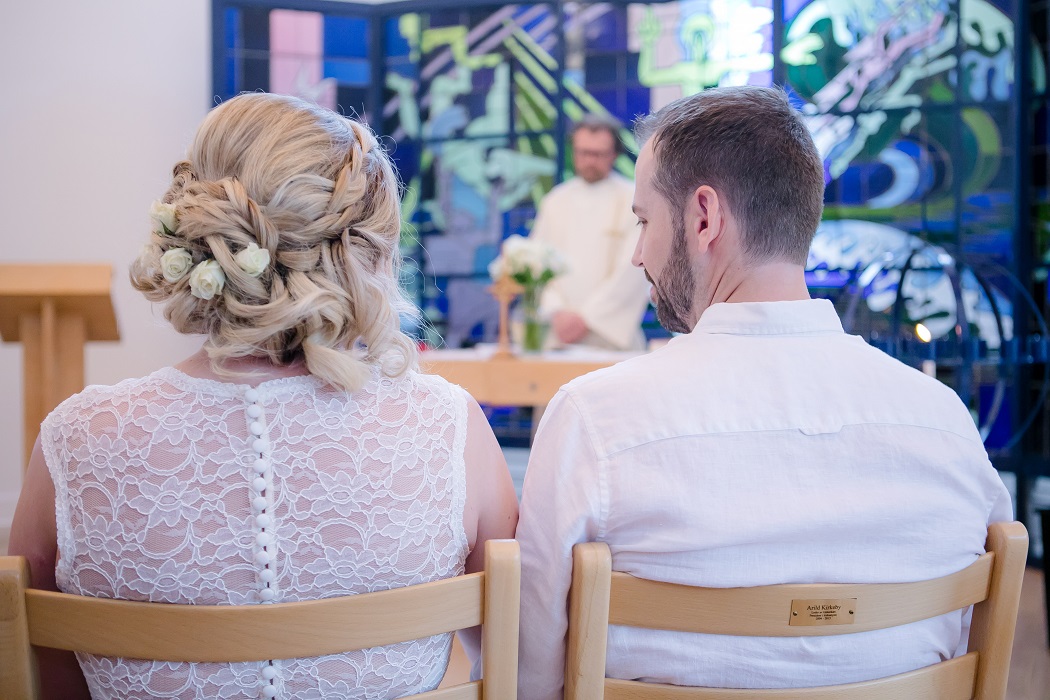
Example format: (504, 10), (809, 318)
(624, 87), (651, 118)
(427, 10), (462, 28)
(590, 88), (618, 114)
(224, 8), (240, 51)
(324, 16), (369, 58)
(584, 55), (619, 85)
(386, 17), (413, 57)
(242, 8), (270, 51)
(225, 55), (238, 95)
(583, 8), (627, 49)
(324, 59), (371, 85)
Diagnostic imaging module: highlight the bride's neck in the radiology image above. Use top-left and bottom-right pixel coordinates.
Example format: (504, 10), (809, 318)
(174, 348), (310, 384)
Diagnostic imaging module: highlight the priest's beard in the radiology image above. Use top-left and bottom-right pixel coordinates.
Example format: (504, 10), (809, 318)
(647, 212), (697, 334)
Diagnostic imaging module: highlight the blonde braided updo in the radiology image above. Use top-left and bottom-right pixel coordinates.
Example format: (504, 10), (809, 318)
(131, 93), (418, 391)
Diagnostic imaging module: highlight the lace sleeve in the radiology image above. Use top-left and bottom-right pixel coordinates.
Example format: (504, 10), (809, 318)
(39, 392), (87, 592)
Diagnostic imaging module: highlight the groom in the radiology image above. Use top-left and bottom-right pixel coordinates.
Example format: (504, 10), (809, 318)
(514, 86), (1012, 697)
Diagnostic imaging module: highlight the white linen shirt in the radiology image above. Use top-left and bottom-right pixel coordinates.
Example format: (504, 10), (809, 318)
(516, 299), (1012, 699)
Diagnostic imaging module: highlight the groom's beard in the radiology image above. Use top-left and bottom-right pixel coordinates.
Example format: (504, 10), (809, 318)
(647, 217), (696, 334)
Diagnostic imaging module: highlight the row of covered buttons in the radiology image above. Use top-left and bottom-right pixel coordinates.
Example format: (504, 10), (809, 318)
(246, 387), (279, 698)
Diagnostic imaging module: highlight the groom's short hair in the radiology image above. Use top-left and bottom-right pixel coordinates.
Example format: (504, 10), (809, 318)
(634, 86), (825, 266)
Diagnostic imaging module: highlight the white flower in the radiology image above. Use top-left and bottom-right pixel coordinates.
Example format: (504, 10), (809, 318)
(160, 248), (193, 283)
(234, 242), (270, 277)
(189, 259), (225, 300)
(149, 201), (178, 234)
(492, 235), (566, 284)
(488, 257), (507, 280)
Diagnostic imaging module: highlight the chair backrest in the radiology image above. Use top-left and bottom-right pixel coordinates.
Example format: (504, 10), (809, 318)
(0, 539), (519, 700)
(565, 521), (1028, 700)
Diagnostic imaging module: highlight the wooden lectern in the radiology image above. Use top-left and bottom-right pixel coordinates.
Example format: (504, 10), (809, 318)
(0, 264), (119, 469)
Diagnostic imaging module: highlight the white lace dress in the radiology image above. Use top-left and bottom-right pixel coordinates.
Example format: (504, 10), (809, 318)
(41, 367), (470, 699)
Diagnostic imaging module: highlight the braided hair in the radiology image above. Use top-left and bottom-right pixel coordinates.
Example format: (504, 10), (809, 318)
(131, 93), (418, 391)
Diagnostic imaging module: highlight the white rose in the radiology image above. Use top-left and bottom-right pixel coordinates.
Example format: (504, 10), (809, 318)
(488, 256), (507, 280)
(503, 234), (527, 250)
(501, 235), (528, 271)
(149, 201), (178, 234)
(189, 259), (226, 300)
(235, 242), (271, 277)
(503, 250), (521, 275)
(160, 248), (193, 283)
(503, 240), (528, 275)
(525, 247), (547, 278)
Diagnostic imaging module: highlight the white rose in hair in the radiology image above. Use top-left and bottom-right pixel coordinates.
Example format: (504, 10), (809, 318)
(160, 248), (193, 283)
(235, 242), (271, 277)
(189, 259), (226, 300)
(149, 201), (178, 234)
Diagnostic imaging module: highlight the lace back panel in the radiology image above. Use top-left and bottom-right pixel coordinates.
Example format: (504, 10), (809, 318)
(42, 367), (469, 699)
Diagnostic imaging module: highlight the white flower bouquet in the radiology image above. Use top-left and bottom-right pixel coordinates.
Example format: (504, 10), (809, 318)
(488, 234), (568, 288)
(488, 235), (568, 351)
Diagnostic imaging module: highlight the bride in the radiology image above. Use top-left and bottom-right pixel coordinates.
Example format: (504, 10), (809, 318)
(9, 92), (518, 699)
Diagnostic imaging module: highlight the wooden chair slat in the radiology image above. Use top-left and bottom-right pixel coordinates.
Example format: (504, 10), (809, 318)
(25, 573), (483, 662)
(412, 680), (482, 700)
(609, 554), (992, 637)
(602, 652), (977, 700)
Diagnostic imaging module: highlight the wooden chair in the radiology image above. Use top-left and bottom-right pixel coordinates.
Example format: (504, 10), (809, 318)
(565, 522), (1028, 700)
(0, 539), (519, 700)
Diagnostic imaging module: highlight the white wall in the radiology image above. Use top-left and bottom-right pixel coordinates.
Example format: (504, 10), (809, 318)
(0, 1), (212, 527)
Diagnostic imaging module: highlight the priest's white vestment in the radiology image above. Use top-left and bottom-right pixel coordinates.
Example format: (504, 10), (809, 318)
(530, 173), (651, 350)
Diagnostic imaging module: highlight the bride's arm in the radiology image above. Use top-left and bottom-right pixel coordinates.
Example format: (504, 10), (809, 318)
(459, 398), (519, 674)
(8, 438), (91, 700)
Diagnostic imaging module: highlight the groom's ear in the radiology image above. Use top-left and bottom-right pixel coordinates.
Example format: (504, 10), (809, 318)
(689, 185), (725, 255)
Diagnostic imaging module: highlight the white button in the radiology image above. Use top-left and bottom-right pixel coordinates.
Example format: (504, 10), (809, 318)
(252, 439), (268, 453)
(252, 496), (268, 512)
(250, 421), (265, 436)
(256, 532), (273, 546)
(253, 459), (268, 474)
(260, 569), (276, 583)
(247, 404), (262, 419)
(259, 588), (276, 603)
(261, 665), (277, 680)
(255, 550), (272, 565)
(255, 513), (271, 528)
(253, 477), (267, 493)
(244, 388), (259, 403)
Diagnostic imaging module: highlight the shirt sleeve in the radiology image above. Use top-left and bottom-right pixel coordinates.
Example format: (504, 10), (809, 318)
(986, 471), (1014, 524)
(576, 187), (650, 350)
(516, 390), (605, 700)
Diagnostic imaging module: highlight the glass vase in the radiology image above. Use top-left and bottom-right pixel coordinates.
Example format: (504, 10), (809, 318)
(519, 285), (548, 353)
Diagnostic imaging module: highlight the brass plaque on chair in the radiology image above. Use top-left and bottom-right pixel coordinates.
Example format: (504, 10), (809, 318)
(789, 599), (857, 626)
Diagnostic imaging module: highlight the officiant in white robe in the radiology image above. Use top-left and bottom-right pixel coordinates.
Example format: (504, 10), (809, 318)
(530, 116), (651, 351)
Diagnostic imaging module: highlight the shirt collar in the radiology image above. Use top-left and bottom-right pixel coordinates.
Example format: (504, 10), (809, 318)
(692, 299), (844, 336)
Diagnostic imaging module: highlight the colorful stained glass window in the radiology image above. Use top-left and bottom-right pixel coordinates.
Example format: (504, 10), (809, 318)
(215, 0), (1045, 448)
